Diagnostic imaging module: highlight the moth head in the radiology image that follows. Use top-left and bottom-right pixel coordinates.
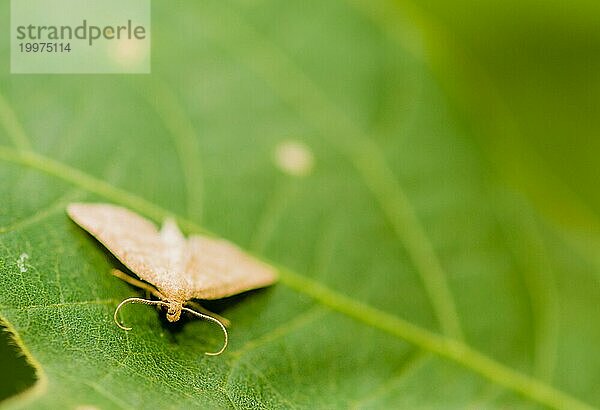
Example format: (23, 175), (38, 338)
(113, 297), (228, 355)
(166, 301), (183, 322)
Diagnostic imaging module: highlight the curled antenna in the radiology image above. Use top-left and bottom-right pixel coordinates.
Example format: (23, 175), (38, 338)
(182, 306), (228, 356)
(113, 297), (229, 356)
(114, 297), (169, 331)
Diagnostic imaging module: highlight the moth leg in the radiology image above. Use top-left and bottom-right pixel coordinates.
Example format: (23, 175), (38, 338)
(185, 300), (231, 327)
(111, 269), (166, 300)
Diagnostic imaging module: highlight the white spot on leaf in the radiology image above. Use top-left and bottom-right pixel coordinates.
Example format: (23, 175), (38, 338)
(274, 140), (315, 177)
(107, 39), (148, 70)
(17, 253), (29, 273)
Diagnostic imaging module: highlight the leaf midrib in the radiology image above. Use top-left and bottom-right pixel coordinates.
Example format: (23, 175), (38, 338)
(0, 145), (594, 410)
(0, 2), (595, 406)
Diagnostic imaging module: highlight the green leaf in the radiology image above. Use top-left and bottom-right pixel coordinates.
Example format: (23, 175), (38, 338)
(1, 0), (599, 409)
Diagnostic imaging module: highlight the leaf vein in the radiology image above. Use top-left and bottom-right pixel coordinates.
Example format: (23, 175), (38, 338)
(200, 0), (463, 340)
(0, 147), (594, 410)
(0, 299), (119, 311)
(138, 80), (205, 222)
(0, 190), (83, 235)
(0, 89), (31, 150)
(350, 351), (431, 409)
(228, 306), (326, 359)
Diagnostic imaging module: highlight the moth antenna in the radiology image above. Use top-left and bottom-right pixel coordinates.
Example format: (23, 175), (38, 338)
(181, 306), (229, 356)
(114, 297), (169, 331)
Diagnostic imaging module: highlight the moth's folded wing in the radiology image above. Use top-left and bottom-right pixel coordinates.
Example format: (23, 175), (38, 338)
(184, 235), (278, 300)
(67, 203), (170, 285)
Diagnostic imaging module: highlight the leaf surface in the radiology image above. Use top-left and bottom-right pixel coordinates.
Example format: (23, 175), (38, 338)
(0, 1), (599, 409)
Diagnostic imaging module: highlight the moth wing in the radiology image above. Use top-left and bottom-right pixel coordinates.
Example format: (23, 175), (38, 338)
(67, 203), (171, 287)
(184, 235), (278, 300)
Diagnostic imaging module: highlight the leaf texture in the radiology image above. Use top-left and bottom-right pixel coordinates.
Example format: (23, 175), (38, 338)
(0, 0), (599, 409)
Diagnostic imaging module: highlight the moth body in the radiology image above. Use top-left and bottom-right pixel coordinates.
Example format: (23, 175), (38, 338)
(67, 202), (278, 355)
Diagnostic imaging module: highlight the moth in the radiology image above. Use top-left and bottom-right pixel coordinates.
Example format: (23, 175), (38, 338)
(67, 203), (277, 355)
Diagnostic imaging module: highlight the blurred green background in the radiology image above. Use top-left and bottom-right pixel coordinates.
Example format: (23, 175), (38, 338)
(419, 0), (600, 218)
(1, 0), (599, 407)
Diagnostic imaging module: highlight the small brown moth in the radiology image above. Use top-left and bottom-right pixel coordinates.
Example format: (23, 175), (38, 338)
(67, 203), (277, 356)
